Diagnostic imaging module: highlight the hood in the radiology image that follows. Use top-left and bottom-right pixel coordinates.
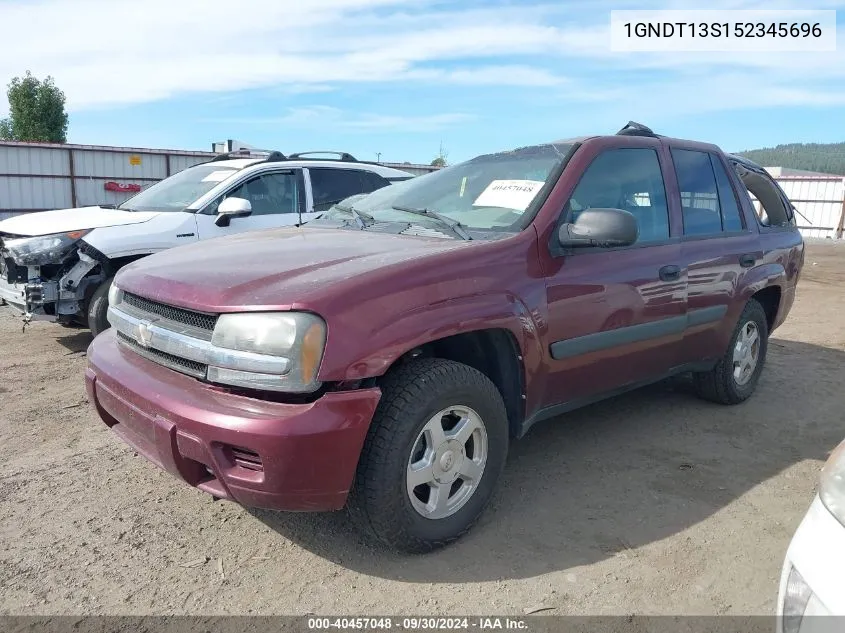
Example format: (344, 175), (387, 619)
(117, 227), (472, 312)
(0, 206), (160, 237)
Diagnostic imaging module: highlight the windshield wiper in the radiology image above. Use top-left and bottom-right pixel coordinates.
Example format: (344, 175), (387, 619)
(333, 204), (375, 229)
(390, 205), (472, 241)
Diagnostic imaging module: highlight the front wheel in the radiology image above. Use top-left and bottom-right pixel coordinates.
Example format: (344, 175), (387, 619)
(348, 358), (509, 553)
(87, 276), (114, 337)
(693, 298), (769, 404)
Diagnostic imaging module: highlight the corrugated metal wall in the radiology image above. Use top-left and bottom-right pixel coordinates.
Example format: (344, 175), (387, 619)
(776, 177), (845, 240)
(748, 176), (845, 240)
(0, 142), (215, 220)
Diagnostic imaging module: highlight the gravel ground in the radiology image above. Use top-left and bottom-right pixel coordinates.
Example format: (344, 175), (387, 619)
(1, 241), (844, 617)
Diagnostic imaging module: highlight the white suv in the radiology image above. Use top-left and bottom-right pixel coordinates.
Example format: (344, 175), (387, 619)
(0, 150), (413, 334)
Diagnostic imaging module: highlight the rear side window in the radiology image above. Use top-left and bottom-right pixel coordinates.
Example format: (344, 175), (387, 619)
(309, 168), (390, 211)
(671, 149), (723, 236)
(567, 148), (670, 243)
(731, 162), (794, 227)
(361, 170), (392, 190)
(710, 156), (744, 232)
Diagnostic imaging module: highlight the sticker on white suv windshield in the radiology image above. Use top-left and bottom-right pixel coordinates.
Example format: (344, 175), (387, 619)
(201, 170), (235, 183)
(473, 179), (545, 212)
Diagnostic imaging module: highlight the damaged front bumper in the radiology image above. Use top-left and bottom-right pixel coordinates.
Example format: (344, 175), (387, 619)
(0, 249), (103, 324)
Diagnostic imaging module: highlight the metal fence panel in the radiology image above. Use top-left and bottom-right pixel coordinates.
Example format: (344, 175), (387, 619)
(0, 176), (72, 211)
(72, 149), (167, 180)
(0, 144), (69, 176)
(778, 178), (845, 239)
(169, 155), (211, 174)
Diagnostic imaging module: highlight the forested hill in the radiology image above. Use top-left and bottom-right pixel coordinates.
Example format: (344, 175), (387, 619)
(737, 142), (845, 176)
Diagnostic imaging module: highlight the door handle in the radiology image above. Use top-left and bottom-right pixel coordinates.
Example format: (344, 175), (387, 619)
(659, 265), (681, 282)
(739, 253), (756, 268)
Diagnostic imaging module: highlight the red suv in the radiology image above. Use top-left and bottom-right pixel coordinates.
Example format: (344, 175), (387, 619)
(85, 123), (804, 552)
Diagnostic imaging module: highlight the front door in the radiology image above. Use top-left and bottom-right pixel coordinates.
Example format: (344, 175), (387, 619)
(542, 146), (687, 408)
(195, 169), (305, 239)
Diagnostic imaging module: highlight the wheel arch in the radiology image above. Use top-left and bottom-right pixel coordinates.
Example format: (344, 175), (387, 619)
(384, 328), (527, 439)
(738, 262), (786, 336)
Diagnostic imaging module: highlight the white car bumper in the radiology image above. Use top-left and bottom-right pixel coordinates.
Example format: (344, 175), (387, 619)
(777, 496), (845, 632)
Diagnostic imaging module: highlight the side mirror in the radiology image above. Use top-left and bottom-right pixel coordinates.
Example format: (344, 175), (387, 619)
(215, 197), (252, 227)
(557, 208), (638, 249)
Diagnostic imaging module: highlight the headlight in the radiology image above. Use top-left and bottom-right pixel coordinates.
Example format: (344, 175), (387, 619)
(782, 565), (814, 633)
(819, 439), (845, 527)
(108, 282), (123, 307)
(4, 230), (89, 266)
(209, 312), (326, 392)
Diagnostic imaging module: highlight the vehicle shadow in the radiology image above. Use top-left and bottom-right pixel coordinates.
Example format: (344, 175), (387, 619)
(55, 330), (93, 354)
(249, 338), (845, 581)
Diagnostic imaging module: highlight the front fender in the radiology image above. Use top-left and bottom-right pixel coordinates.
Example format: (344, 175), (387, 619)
(82, 212), (199, 259)
(320, 292), (544, 389)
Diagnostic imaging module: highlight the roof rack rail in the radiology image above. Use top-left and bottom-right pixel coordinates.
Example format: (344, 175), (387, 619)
(210, 148), (287, 162)
(616, 121), (658, 138)
(288, 151), (358, 162)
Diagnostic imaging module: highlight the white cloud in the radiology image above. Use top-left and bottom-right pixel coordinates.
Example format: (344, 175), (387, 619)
(203, 105), (475, 133)
(0, 0), (843, 122)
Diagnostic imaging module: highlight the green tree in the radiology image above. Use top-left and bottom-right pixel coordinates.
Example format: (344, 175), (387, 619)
(0, 71), (69, 142)
(431, 141), (448, 168)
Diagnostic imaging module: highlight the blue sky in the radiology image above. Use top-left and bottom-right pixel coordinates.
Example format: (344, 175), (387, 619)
(1, 0), (844, 165)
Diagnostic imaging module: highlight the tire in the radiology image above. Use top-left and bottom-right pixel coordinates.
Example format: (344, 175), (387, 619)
(348, 358), (509, 553)
(692, 299), (769, 405)
(87, 276), (114, 337)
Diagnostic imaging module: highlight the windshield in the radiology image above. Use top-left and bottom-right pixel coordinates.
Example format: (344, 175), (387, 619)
(318, 143), (572, 235)
(118, 164), (239, 212)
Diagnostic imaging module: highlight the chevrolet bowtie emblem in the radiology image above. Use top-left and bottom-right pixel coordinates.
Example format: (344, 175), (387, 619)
(137, 319), (156, 348)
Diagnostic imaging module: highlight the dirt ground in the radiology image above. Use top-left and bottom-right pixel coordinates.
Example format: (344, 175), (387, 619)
(1, 240), (844, 617)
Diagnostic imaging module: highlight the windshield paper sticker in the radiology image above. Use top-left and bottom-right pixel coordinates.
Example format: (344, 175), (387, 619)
(473, 180), (545, 211)
(201, 170), (234, 183)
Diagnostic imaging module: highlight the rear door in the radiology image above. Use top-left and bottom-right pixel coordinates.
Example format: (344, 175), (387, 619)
(541, 142), (687, 407)
(194, 169), (305, 239)
(669, 148), (761, 366)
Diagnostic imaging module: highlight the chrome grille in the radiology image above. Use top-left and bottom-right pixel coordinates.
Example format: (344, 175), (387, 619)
(116, 331), (207, 379)
(122, 292), (217, 332)
(108, 300), (291, 381)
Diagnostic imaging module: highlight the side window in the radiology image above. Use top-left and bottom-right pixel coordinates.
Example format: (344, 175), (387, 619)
(709, 155), (744, 232)
(360, 171), (391, 192)
(224, 172), (298, 216)
(310, 168), (379, 211)
(671, 149), (723, 236)
(567, 148), (669, 243)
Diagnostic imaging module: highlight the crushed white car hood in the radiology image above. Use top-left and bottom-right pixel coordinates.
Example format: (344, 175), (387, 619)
(0, 206), (160, 237)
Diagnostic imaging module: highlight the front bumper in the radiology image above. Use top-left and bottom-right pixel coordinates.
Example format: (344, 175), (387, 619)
(0, 277), (25, 311)
(776, 496), (845, 632)
(86, 330), (382, 511)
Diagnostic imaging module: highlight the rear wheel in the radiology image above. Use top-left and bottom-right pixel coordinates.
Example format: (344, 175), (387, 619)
(87, 276), (114, 337)
(693, 299), (768, 404)
(348, 358), (509, 553)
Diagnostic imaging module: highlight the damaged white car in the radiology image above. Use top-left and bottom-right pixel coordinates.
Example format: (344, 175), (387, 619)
(0, 150), (412, 334)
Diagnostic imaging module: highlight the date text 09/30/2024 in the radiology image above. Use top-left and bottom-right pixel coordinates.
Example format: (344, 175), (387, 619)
(307, 617), (530, 630)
